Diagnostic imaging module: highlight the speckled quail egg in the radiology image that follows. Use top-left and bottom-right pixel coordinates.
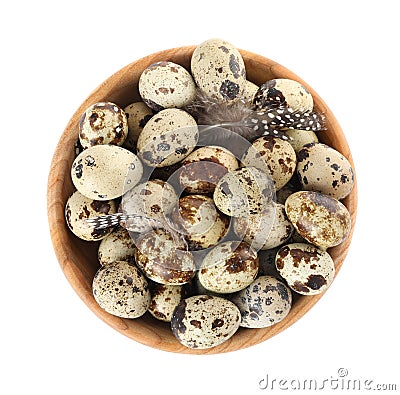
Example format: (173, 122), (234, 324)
(123, 102), (154, 151)
(199, 241), (259, 293)
(171, 295), (241, 349)
(241, 136), (297, 191)
(179, 146), (238, 194)
(98, 227), (135, 265)
(137, 109), (198, 167)
(92, 260), (151, 318)
(234, 202), (293, 251)
(297, 142), (355, 200)
(71, 145), (143, 200)
(191, 38), (246, 102)
(65, 190), (116, 241)
(231, 276), (292, 328)
(276, 243), (335, 295)
(148, 283), (187, 322)
(242, 80), (259, 103)
(253, 79), (313, 112)
(134, 228), (196, 285)
(285, 191), (351, 249)
(170, 195), (229, 250)
(213, 167), (274, 217)
(120, 179), (178, 232)
(79, 102), (128, 149)
(285, 128), (319, 153)
(139, 61), (196, 111)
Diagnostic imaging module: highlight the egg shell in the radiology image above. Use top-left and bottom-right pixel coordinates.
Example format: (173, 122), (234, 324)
(234, 202), (293, 250)
(213, 167), (274, 217)
(231, 276), (292, 328)
(170, 195), (229, 250)
(92, 260), (151, 318)
(120, 179), (178, 232)
(171, 295), (241, 349)
(65, 190), (116, 241)
(79, 102), (128, 149)
(148, 283), (187, 322)
(179, 146), (238, 194)
(199, 241), (259, 294)
(98, 227), (135, 265)
(241, 136), (297, 191)
(253, 78), (313, 112)
(123, 102), (154, 151)
(275, 173), (301, 204)
(285, 128), (319, 153)
(191, 38), (246, 102)
(139, 61), (196, 111)
(297, 142), (355, 200)
(71, 145), (143, 200)
(276, 243), (335, 295)
(242, 80), (259, 103)
(137, 109), (198, 167)
(134, 228), (196, 285)
(285, 191), (351, 249)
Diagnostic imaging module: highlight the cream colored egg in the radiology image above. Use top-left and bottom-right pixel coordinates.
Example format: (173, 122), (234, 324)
(137, 109), (198, 167)
(79, 102), (128, 149)
(213, 167), (274, 217)
(92, 260), (151, 318)
(65, 190), (116, 241)
(242, 80), (259, 103)
(285, 128), (319, 153)
(123, 102), (153, 151)
(241, 136), (297, 191)
(297, 142), (355, 200)
(98, 227), (135, 265)
(285, 191), (351, 249)
(179, 146), (238, 193)
(191, 38), (246, 102)
(199, 241), (259, 293)
(139, 61), (196, 111)
(171, 295), (241, 349)
(71, 145), (143, 200)
(276, 243), (335, 295)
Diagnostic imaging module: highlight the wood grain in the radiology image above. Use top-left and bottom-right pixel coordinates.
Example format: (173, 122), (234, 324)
(47, 46), (357, 354)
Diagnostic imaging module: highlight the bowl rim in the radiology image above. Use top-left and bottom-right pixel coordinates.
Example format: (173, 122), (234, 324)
(47, 45), (358, 354)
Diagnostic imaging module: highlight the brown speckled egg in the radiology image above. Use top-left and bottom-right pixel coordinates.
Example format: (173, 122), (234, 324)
(65, 190), (116, 241)
(149, 283), (187, 322)
(139, 61), (196, 111)
(199, 241), (259, 293)
(297, 142), (354, 200)
(123, 102), (154, 151)
(179, 146), (238, 194)
(276, 243), (335, 295)
(234, 202), (293, 250)
(285, 191), (351, 249)
(242, 136), (297, 191)
(285, 128), (319, 153)
(79, 102), (128, 149)
(137, 109), (198, 167)
(134, 228), (195, 285)
(98, 227), (135, 265)
(213, 167), (274, 217)
(92, 260), (150, 318)
(253, 79), (313, 112)
(171, 295), (241, 349)
(120, 179), (178, 232)
(170, 195), (229, 250)
(191, 38), (246, 102)
(71, 145), (143, 200)
(231, 276), (292, 328)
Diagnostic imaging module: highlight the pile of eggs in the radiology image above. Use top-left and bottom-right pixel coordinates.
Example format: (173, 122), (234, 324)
(65, 38), (354, 350)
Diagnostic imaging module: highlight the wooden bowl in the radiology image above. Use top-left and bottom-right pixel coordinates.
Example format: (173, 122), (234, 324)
(47, 46), (357, 354)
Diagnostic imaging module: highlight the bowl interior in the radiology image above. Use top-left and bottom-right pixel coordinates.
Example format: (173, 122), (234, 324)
(47, 46), (357, 354)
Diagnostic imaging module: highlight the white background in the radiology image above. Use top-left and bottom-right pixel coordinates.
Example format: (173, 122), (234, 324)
(1, 1), (399, 394)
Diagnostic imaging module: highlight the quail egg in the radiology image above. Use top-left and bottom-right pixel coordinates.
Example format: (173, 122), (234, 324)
(98, 227), (135, 265)
(285, 128), (319, 153)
